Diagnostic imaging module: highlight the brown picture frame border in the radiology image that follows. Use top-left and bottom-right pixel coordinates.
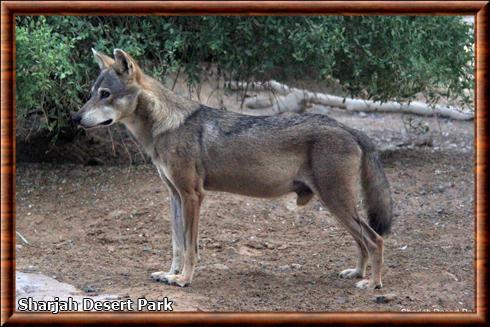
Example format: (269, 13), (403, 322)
(1, 1), (488, 325)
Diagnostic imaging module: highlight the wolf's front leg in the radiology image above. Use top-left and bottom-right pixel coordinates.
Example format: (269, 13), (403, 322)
(151, 191), (185, 283)
(157, 188), (203, 287)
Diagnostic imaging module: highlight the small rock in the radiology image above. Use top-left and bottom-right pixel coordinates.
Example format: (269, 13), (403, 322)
(224, 247), (238, 256)
(83, 285), (97, 293)
(444, 271), (458, 282)
(85, 158), (104, 166)
(336, 297), (348, 304)
(291, 263), (302, 269)
(238, 246), (261, 256)
(70, 170), (83, 178)
(210, 242), (222, 249)
(277, 244), (289, 250)
(264, 242), (275, 249)
(374, 293), (397, 304)
(109, 210), (126, 219)
(285, 202), (297, 211)
(210, 263), (229, 271)
(414, 137), (433, 147)
(246, 239), (266, 250)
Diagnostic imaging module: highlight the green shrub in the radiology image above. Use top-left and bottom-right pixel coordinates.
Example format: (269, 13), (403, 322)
(16, 17), (83, 140)
(332, 16), (474, 106)
(15, 16), (474, 143)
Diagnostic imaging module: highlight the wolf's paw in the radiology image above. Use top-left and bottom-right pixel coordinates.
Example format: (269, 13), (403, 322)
(355, 279), (382, 290)
(151, 272), (190, 287)
(151, 271), (172, 283)
(165, 274), (191, 287)
(339, 268), (364, 279)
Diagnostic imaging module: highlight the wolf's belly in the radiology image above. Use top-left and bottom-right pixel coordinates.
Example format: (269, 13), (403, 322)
(204, 176), (295, 198)
(203, 160), (301, 198)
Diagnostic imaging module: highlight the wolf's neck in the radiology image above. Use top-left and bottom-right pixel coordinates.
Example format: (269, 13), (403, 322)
(121, 77), (199, 158)
(120, 106), (156, 158)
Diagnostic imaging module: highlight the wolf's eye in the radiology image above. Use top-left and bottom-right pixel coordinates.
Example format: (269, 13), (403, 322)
(99, 90), (111, 99)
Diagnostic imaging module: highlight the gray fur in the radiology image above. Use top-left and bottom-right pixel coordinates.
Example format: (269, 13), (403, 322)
(74, 49), (394, 289)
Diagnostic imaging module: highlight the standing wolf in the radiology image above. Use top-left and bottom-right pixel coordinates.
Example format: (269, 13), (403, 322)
(72, 49), (393, 289)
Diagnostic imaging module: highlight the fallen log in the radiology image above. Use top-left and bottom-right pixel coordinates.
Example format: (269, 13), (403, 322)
(230, 80), (474, 120)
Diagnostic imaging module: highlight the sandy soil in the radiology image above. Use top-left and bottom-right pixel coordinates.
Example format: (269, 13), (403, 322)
(15, 105), (474, 312)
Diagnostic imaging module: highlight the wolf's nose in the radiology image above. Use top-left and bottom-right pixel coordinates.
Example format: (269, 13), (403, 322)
(70, 112), (82, 125)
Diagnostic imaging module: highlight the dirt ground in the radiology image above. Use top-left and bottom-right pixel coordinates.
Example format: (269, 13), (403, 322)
(15, 100), (475, 312)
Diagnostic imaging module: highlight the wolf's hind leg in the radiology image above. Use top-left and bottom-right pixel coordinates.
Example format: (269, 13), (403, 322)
(339, 241), (368, 279)
(325, 202), (383, 289)
(312, 156), (384, 289)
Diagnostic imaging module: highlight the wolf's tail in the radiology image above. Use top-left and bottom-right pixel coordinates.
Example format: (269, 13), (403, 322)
(350, 129), (393, 236)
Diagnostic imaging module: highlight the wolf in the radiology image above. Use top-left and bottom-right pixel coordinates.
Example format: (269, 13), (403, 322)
(72, 49), (393, 289)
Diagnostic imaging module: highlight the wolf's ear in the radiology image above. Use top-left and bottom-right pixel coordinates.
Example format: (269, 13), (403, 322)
(113, 49), (139, 78)
(92, 48), (114, 70)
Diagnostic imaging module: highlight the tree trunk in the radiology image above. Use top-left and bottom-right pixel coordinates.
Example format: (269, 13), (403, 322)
(229, 80), (474, 120)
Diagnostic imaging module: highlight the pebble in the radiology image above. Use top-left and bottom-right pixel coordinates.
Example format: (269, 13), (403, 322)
(374, 293), (397, 304)
(210, 263), (230, 271)
(210, 242), (222, 249)
(444, 271), (458, 282)
(277, 244), (289, 250)
(336, 297), (348, 304)
(109, 209), (126, 219)
(278, 263), (302, 272)
(83, 285), (97, 293)
(246, 239), (266, 249)
(224, 247), (238, 256)
(264, 242), (275, 249)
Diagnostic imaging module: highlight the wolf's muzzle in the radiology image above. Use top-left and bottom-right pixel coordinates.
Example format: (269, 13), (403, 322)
(70, 112), (82, 125)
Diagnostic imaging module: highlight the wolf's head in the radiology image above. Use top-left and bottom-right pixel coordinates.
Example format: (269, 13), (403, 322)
(71, 49), (143, 129)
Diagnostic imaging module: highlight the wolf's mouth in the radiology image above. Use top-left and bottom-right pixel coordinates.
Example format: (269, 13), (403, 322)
(99, 119), (113, 126)
(80, 119), (114, 130)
